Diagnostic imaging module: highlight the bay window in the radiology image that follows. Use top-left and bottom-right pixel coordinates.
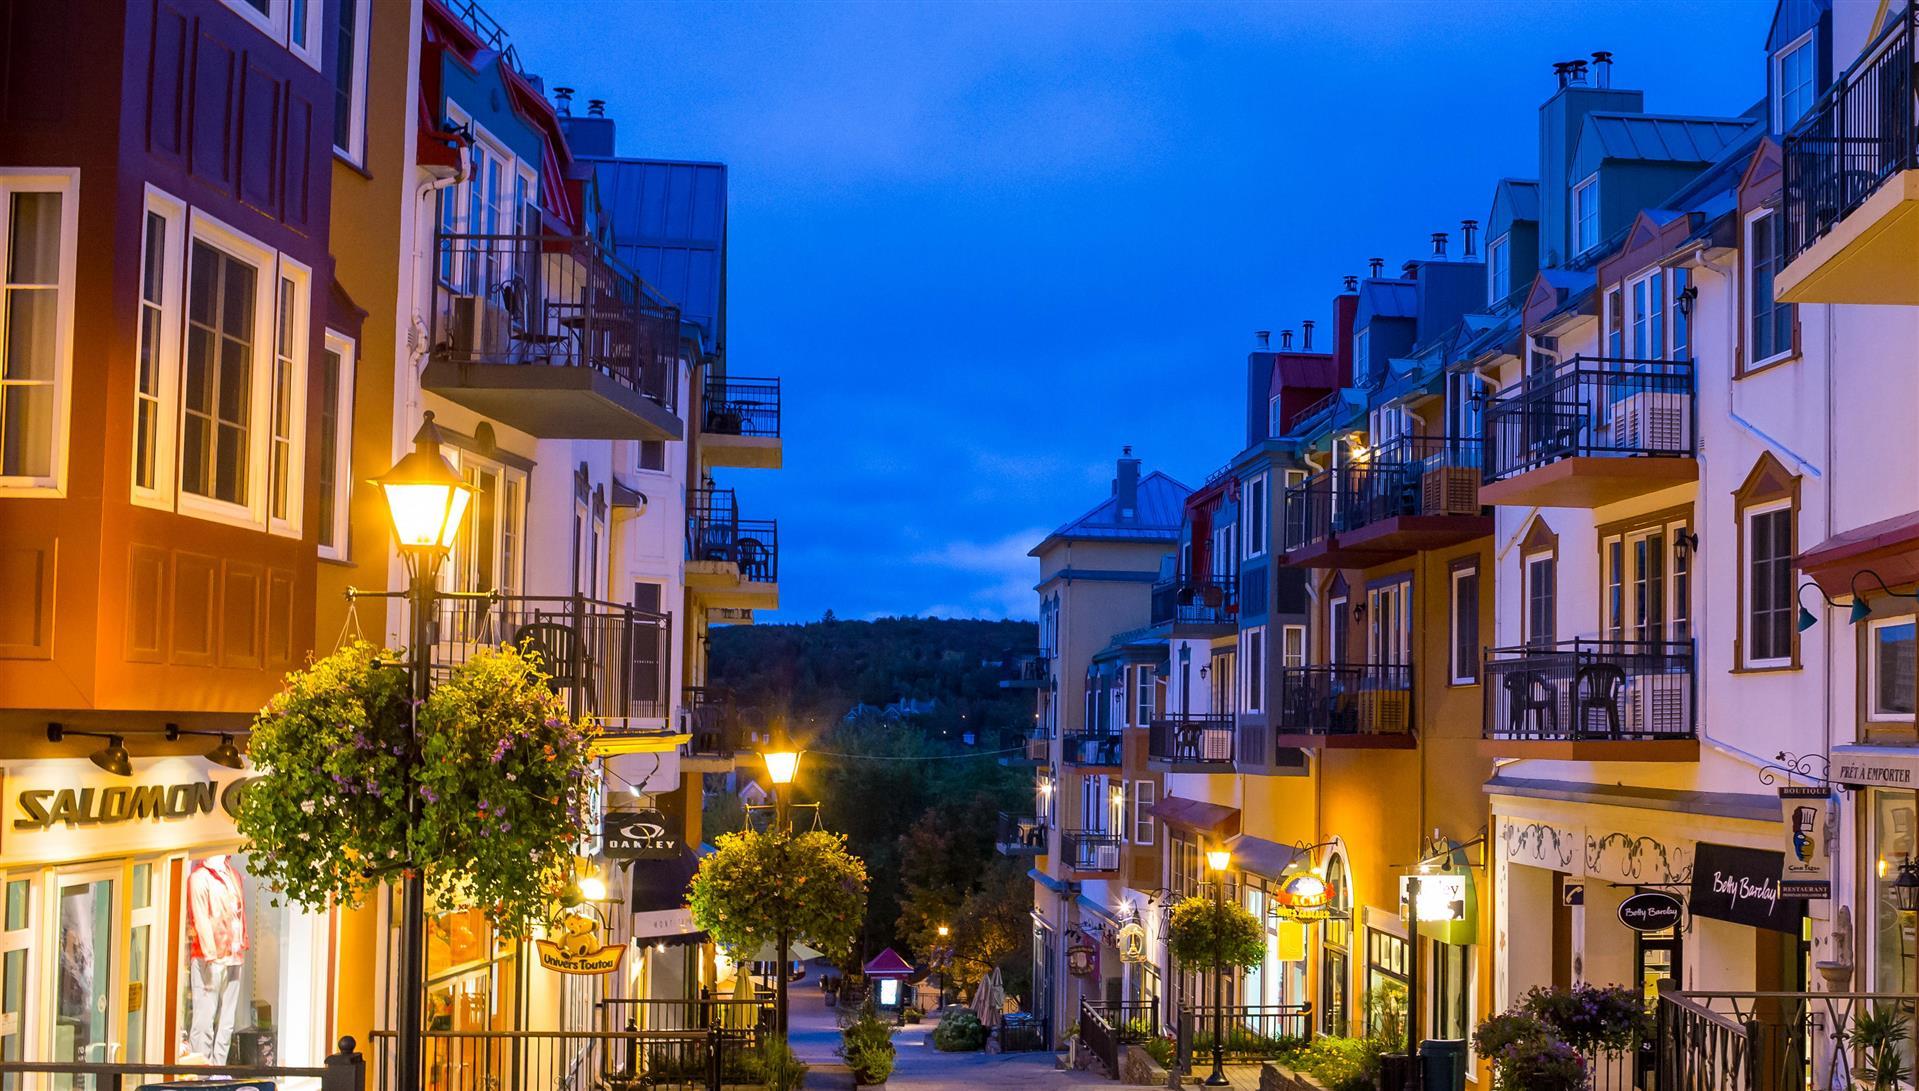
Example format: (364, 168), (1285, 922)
(0, 172), (76, 493)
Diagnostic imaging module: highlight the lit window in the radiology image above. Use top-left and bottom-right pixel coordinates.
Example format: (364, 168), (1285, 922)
(1868, 617), (1916, 722)
(1573, 176), (1600, 254)
(1773, 34), (1816, 133)
(0, 174), (75, 491)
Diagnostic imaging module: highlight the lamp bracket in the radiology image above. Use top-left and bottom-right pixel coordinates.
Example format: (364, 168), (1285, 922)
(1760, 751), (1849, 793)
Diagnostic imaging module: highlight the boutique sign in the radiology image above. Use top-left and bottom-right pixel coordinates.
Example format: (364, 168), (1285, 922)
(14, 779), (249, 831)
(0, 759), (254, 864)
(1687, 842), (1799, 934)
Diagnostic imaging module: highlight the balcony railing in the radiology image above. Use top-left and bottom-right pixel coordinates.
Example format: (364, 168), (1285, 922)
(683, 686), (742, 757)
(688, 487), (779, 583)
(1783, 5), (1919, 262)
(1060, 730), (1123, 766)
(427, 593), (672, 726)
(1001, 653), (1052, 688)
(1482, 357), (1695, 482)
(996, 811), (1048, 855)
(1151, 575), (1238, 629)
(1483, 639), (1695, 743)
(1651, 988), (1914, 1091)
(703, 376), (782, 438)
(429, 232), (680, 413)
(1275, 663), (1414, 738)
(1177, 1004), (1314, 1065)
(1060, 830), (1123, 871)
(1283, 436), (1482, 551)
(1147, 714), (1236, 766)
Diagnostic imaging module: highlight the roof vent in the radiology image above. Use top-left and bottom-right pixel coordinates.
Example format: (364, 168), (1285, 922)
(1280, 330), (1294, 350)
(588, 98), (606, 118)
(1256, 330), (1271, 350)
(1461, 219), (1479, 257)
(1301, 319), (1316, 350)
(1431, 232), (1449, 258)
(1402, 260), (1421, 279)
(1343, 275), (1359, 292)
(1592, 51), (1614, 89)
(1368, 258), (1384, 278)
(554, 86), (575, 116)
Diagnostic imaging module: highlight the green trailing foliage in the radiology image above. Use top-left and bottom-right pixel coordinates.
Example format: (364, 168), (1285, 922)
(689, 826), (869, 961)
(838, 1012), (898, 1084)
(1166, 895), (1266, 971)
(236, 641), (596, 937)
(1274, 1036), (1391, 1091)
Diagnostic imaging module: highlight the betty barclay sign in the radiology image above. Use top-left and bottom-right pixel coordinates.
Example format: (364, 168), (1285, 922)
(1617, 891), (1684, 932)
(1687, 842), (1800, 935)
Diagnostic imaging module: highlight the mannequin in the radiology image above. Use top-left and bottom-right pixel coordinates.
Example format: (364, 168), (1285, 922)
(185, 855), (248, 1064)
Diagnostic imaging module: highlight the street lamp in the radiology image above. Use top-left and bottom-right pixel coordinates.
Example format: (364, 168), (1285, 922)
(1205, 848), (1233, 1087)
(376, 412), (475, 1091)
(937, 924), (952, 1009)
(762, 747), (803, 1037)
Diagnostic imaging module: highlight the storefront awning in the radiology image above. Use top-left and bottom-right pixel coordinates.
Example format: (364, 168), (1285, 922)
(1146, 795), (1241, 838)
(1227, 834), (1302, 880)
(630, 849), (702, 942)
(1798, 509), (1919, 597)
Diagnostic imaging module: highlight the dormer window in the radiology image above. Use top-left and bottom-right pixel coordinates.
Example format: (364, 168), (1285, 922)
(1573, 176), (1600, 255)
(1487, 234), (1510, 301)
(1268, 392), (1285, 438)
(1772, 32), (1816, 133)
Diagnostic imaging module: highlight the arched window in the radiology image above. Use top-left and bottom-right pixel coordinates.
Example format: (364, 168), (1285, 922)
(1321, 853), (1351, 1036)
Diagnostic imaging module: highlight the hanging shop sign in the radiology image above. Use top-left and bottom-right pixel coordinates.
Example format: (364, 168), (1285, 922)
(1066, 932), (1099, 978)
(1116, 922), (1147, 964)
(1778, 787), (1833, 900)
(1272, 872), (1334, 922)
(536, 908), (629, 975)
(1617, 891), (1685, 932)
(1399, 869), (1476, 945)
(1561, 883), (1584, 907)
(1831, 751), (1919, 789)
(602, 809), (681, 860)
(1688, 843), (1798, 935)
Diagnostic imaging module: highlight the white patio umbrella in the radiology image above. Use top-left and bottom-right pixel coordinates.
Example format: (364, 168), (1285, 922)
(971, 967), (1004, 1029)
(748, 939), (826, 964)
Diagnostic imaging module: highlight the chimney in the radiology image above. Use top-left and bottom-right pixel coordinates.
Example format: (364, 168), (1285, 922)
(1461, 219), (1479, 257)
(1368, 257), (1384, 278)
(1431, 232), (1449, 258)
(587, 99), (607, 118)
(1301, 319), (1316, 350)
(1568, 59), (1588, 85)
(1553, 61), (1572, 89)
(1342, 275), (1359, 293)
(1256, 330), (1271, 350)
(1115, 448), (1141, 521)
(1332, 292), (1359, 387)
(554, 86), (575, 116)
(1402, 260), (1421, 279)
(1280, 330), (1294, 350)
(1592, 51), (1614, 89)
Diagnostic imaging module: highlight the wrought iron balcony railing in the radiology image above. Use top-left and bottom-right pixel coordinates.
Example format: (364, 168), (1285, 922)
(1060, 730), (1123, 766)
(703, 376), (782, 438)
(1283, 436), (1482, 550)
(1147, 714), (1236, 766)
(1783, 5), (1919, 262)
(1060, 830), (1123, 872)
(1481, 357), (1695, 483)
(427, 593), (672, 727)
(429, 232), (680, 413)
(687, 488), (779, 583)
(996, 811), (1048, 855)
(1150, 575), (1238, 628)
(1275, 663), (1414, 739)
(1483, 639), (1695, 743)
(682, 686), (744, 757)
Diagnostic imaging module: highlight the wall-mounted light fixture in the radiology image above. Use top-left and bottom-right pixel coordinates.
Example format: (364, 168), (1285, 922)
(47, 723), (132, 777)
(165, 724), (246, 769)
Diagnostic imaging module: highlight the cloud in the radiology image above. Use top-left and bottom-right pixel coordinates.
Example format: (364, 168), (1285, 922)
(908, 529), (1047, 619)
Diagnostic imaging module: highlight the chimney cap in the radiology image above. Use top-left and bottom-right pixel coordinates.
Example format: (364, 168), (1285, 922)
(1256, 330), (1271, 349)
(1343, 275), (1359, 292)
(587, 98), (606, 117)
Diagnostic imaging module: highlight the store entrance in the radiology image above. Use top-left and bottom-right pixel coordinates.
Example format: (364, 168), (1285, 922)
(1633, 926), (1680, 1084)
(54, 872), (116, 1089)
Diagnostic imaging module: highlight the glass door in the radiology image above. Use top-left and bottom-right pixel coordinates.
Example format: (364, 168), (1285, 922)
(0, 876), (35, 1091)
(54, 871), (117, 1089)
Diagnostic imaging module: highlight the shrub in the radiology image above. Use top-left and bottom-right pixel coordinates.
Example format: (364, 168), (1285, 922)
(1493, 1037), (1585, 1091)
(839, 1013), (898, 1084)
(1166, 896), (1266, 971)
(932, 1008), (988, 1051)
(1276, 1035), (1387, 1091)
(1139, 1036), (1175, 1069)
(1470, 1011), (1549, 1058)
(1520, 983), (1648, 1052)
(758, 1035), (809, 1091)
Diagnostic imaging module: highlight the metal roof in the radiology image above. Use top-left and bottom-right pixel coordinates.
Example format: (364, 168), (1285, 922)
(1358, 279), (1418, 320)
(577, 157), (727, 346)
(1034, 470), (1190, 552)
(1492, 178), (1540, 224)
(1579, 112), (1761, 165)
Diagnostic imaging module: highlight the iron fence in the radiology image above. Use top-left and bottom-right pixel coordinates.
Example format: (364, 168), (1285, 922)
(597, 996), (772, 1038)
(1060, 730), (1123, 766)
(1281, 436), (1482, 551)
(1060, 830), (1123, 872)
(369, 1028), (755, 1091)
(1177, 1004), (1313, 1067)
(1150, 575), (1238, 628)
(1483, 639), (1695, 742)
(687, 488), (779, 584)
(1081, 1000), (1120, 1077)
(0, 1040), (363, 1091)
(682, 686), (739, 757)
(1655, 989), (1916, 1091)
(1275, 664), (1414, 738)
(429, 232), (680, 412)
(426, 592), (673, 725)
(1481, 357), (1695, 483)
(1084, 1002), (1160, 1043)
(1783, 5), (1918, 261)
(1147, 714), (1236, 765)
(996, 810), (1048, 854)
(703, 376), (782, 438)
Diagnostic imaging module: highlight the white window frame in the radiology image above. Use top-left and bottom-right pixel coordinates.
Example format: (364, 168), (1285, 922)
(1282, 624), (1306, 668)
(1132, 780), (1155, 846)
(176, 210), (281, 530)
(1624, 266), (1669, 361)
(1742, 499), (1795, 669)
(1243, 474), (1268, 559)
(1600, 519), (1691, 643)
(131, 187), (186, 510)
(332, 0), (372, 164)
(1134, 664), (1156, 727)
(1487, 233), (1510, 300)
(1525, 551), (1556, 646)
(1243, 626), (1265, 713)
(1449, 566), (1478, 686)
(1573, 176), (1600, 255)
(220, 0), (324, 69)
(1744, 208), (1794, 369)
(1866, 615), (1917, 723)
(1367, 584), (1411, 667)
(1772, 31), (1816, 134)
(0, 169), (79, 496)
(316, 330), (356, 561)
(447, 449), (528, 597)
(1268, 392), (1285, 439)
(266, 259), (312, 539)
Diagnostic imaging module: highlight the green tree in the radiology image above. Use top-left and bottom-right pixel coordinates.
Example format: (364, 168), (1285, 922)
(689, 827), (869, 960)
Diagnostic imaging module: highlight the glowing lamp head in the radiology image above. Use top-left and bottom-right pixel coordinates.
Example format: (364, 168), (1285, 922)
(576, 875), (608, 902)
(375, 413), (474, 557)
(763, 749), (801, 785)
(937, 925), (950, 938)
(1206, 849), (1232, 874)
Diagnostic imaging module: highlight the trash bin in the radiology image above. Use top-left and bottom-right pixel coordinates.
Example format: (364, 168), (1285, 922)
(1378, 1051), (1417, 1091)
(1419, 1039), (1467, 1091)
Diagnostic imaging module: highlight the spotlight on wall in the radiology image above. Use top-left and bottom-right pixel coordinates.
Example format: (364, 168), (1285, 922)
(48, 723), (132, 777)
(165, 723), (247, 770)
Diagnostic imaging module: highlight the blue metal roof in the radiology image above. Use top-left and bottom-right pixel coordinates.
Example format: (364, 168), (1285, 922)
(1492, 179), (1540, 224)
(1358, 279), (1418, 320)
(1577, 113), (1760, 167)
(576, 157), (727, 346)
(1034, 470), (1191, 553)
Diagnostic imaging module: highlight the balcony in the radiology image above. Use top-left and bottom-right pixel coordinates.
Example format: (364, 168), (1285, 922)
(999, 653), (1052, 689)
(682, 685), (747, 768)
(1481, 639), (1697, 761)
(701, 375), (783, 469)
(1060, 730), (1123, 767)
(1000, 728), (1050, 767)
(686, 488), (779, 610)
(423, 233), (682, 440)
(1150, 576), (1238, 635)
(1147, 713), (1236, 772)
(996, 811), (1048, 856)
(1778, 6), (1919, 304)
(1281, 436), (1490, 567)
(1060, 830), (1122, 873)
(427, 594), (679, 754)
(1273, 664), (1416, 749)
(1480, 358), (1697, 508)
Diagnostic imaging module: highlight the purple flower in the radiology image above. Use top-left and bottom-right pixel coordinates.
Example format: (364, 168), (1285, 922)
(420, 786), (439, 803)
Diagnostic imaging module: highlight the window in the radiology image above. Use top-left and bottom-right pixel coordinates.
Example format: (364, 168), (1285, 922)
(1367, 582), (1411, 666)
(1868, 617), (1917, 722)
(1600, 518), (1691, 644)
(639, 439), (666, 472)
(1268, 393), (1285, 439)
(181, 241), (260, 510)
(1243, 627), (1265, 713)
(1488, 234), (1510, 300)
(1352, 329), (1370, 380)
(1628, 269), (1666, 360)
(1605, 286), (1624, 357)
(1744, 502), (1795, 666)
(1745, 209), (1795, 368)
(1321, 853), (1350, 1036)
(1243, 475), (1268, 557)
(1672, 268), (1692, 361)
(1450, 566), (1479, 684)
(1526, 553), (1557, 646)
(1132, 781), (1155, 846)
(332, 0), (370, 161)
(316, 332), (355, 559)
(1773, 33), (1816, 133)
(133, 191), (184, 505)
(1134, 665), (1156, 726)
(1282, 624), (1306, 668)
(1574, 176), (1600, 254)
(0, 174), (75, 491)
(450, 453), (527, 597)
(1432, 941), (1471, 1041)
(1328, 595), (1349, 664)
(221, 0), (324, 68)
(267, 275), (303, 529)
(1365, 930), (1411, 1036)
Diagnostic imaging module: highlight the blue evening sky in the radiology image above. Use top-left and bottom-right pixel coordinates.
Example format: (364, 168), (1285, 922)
(491, 0), (1769, 622)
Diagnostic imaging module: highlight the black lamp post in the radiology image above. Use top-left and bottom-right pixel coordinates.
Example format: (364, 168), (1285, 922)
(937, 924), (951, 1008)
(762, 746), (802, 1037)
(1204, 848), (1232, 1087)
(373, 413), (475, 1091)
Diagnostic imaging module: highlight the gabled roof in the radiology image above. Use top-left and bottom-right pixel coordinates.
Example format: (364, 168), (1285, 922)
(1358, 279), (1417, 321)
(1490, 178), (1541, 226)
(1578, 112), (1761, 165)
(1031, 470), (1190, 555)
(863, 948), (915, 976)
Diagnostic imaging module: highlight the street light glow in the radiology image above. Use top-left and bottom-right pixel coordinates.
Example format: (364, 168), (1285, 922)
(763, 749), (801, 785)
(1206, 849), (1231, 873)
(374, 414), (474, 557)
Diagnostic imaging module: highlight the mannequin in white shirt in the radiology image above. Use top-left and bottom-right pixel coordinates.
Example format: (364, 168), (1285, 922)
(185, 855), (248, 1063)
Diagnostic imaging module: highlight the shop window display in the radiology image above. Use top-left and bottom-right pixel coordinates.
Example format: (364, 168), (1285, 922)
(175, 852), (327, 1067)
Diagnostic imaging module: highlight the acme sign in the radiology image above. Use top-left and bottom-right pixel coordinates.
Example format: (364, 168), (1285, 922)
(14, 780), (247, 831)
